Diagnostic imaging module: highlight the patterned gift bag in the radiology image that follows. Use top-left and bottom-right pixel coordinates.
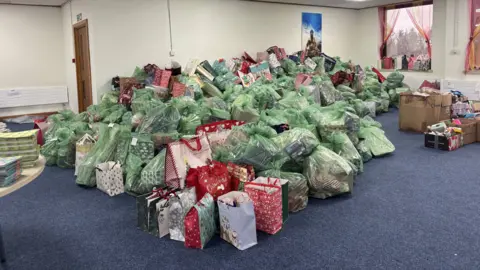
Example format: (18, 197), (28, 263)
(169, 187), (197, 242)
(227, 163), (255, 191)
(252, 177), (289, 224)
(95, 162), (124, 197)
(184, 193), (216, 249)
(75, 134), (95, 176)
(218, 191), (257, 250)
(165, 134), (212, 189)
(244, 181), (283, 235)
(194, 161), (231, 201)
(156, 197), (171, 238)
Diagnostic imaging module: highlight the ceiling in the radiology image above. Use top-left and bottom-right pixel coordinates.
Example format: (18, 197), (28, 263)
(0, 0), (67, 6)
(0, 0), (409, 9)
(248, 0), (414, 9)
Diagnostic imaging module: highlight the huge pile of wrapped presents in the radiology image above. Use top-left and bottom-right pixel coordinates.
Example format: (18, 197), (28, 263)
(39, 47), (400, 249)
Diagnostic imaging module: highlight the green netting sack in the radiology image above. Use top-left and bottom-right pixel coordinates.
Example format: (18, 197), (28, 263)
(231, 94), (260, 123)
(257, 170), (308, 213)
(356, 140), (372, 163)
(124, 153), (147, 195)
(325, 132), (363, 174)
(131, 149), (167, 195)
(76, 125), (126, 187)
(129, 133), (155, 163)
(136, 102), (180, 134)
(40, 139), (58, 166)
(56, 127), (76, 169)
(303, 145), (354, 199)
(358, 126), (395, 157)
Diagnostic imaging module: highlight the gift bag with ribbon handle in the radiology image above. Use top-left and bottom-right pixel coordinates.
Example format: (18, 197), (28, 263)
(75, 133), (96, 176)
(165, 134), (212, 189)
(244, 180), (283, 235)
(137, 188), (171, 237)
(184, 193), (216, 249)
(252, 177), (289, 223)
(95, 161), (124, 197)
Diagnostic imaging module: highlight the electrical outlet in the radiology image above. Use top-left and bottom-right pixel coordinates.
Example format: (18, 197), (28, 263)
(169, 50), (175, 57)
(451, 49), (460, 55)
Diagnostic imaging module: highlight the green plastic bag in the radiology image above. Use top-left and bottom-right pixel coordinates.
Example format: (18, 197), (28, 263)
(272, 128), (319, 164)
(40, 139), (58, 166)
(358, 126), (395, 157)
(129, 133), (155, 163)
(113, 128), (132, 165)
(303, 145), (354, 199)
(179, 114), (202, 135)
(131, 149), (167, 195)
(356, 140), (373, 163)
(56, 127), (76, 169)
(234, 134), (286, 171)
(257, 170), (308, 213)
(124, 153), (146, 195)
(325, 132), (363, 174)
(231, 94), (260, 123)
(136, 103), (180, 134)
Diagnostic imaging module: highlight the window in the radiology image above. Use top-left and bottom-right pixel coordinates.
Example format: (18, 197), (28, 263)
(379, 2), (433, 71)
(465, 0), (480, 72)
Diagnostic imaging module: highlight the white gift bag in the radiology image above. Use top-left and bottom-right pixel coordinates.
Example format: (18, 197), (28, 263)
(165, 134), (212, 189)
(75, 134), (96, 176)
(95, 161), (124, 197)
(156, 198), (170, 238)
(218, 191), (257, 250)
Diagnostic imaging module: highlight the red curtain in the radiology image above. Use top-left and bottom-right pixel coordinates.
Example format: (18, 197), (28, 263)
(465, 0), (480, 72)
(406, 5), (433, 57)
(379, 7), (400, 58)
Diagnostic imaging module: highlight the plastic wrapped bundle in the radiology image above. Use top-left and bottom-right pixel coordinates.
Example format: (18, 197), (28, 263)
(386, 70), (404, 84)
(75, 112), (89, 122)
(132, 112), (144, 129)
(260, 110), (289, 126)
(223, 84), (244, 104)
(272, 128), (319, 164)
(317, 81), (337, 106)
(121, 111), (133, 127)
(356, 140), (372, 163)
(337, 85), (355, 93)
(214, 72), (239, 91)
(113, 128), (132, 165)
(277, 92), (310, 110)
(131, 89), (154, 114)
(281, 58), (299, 76)
(130, 149), (167, 195)
(59, 110), (76, 122)
(44, 114), (65, 141)
(380, 91), (390, 112)
(40, 139), (58, 166)
(257, 170), (308, 213)
(76, 125), (126, 187)
(351, 99), (370, 118)
(364, 101), (376, 118)
(205, 97), (230, 122)
(213, 60), (230, 76)
(231, 94), (260, 123)
(129, 133), (154, 163)
(246, 80), (281, 110)
(101, 91), (119, 105)
(311, 56), (325, 74)
(124, 153), (146, 194)
(234, 134), (285, 172)
(56, 127), (76, 169)
(274, 76), (295, 91)
(179, 114), (201, 135)
(303, 145), (354, 199)
(103, 105), (127, 124)
(358, 125), (395, 157)
(70, 122), (91, 138)
(325, 132), (363, 174)
(136, 102), (180, 134)
(132, 66), (148, 83)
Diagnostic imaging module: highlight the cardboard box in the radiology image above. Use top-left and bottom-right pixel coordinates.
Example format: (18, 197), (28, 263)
(474, 117), (480, 142)
(447, 118), (477, 145)
(399, 93), (452, 133)
(424, 133), (463, 151)
(473, 103), (480, 112)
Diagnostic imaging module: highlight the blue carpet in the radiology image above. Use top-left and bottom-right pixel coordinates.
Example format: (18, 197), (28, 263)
(2, 110), (480, 269)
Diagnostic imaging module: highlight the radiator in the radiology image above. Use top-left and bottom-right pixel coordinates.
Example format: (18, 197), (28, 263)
(0, 86), (69, 109)
(440, 79), (480, 101)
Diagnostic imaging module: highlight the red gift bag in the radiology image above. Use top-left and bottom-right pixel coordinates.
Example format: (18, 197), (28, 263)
(118, 77), (142, 105)
(184, 193), (216, 249)
(244, 181), (282, 234)
(191, 161), (231, 201)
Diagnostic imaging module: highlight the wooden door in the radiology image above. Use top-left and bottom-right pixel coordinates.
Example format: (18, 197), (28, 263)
(73, 20), (93, 112)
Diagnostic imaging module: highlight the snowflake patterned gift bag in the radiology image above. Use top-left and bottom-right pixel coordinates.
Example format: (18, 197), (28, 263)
(244, 181), (282, 235)
(95, 161), (124, 197)
(252, 177), (289, 224)
(218, 191), (257, 250)
(169, 187), (197, 242)
(184, 193), (216, 249)
(165, 134), (212, 189)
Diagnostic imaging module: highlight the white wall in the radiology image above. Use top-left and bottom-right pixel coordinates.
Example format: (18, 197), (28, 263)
(0, 5), (66, 117)
(62, 0), (358, 111)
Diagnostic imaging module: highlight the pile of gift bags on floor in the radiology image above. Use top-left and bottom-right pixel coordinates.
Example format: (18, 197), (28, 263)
(39, 45), (399, 249)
